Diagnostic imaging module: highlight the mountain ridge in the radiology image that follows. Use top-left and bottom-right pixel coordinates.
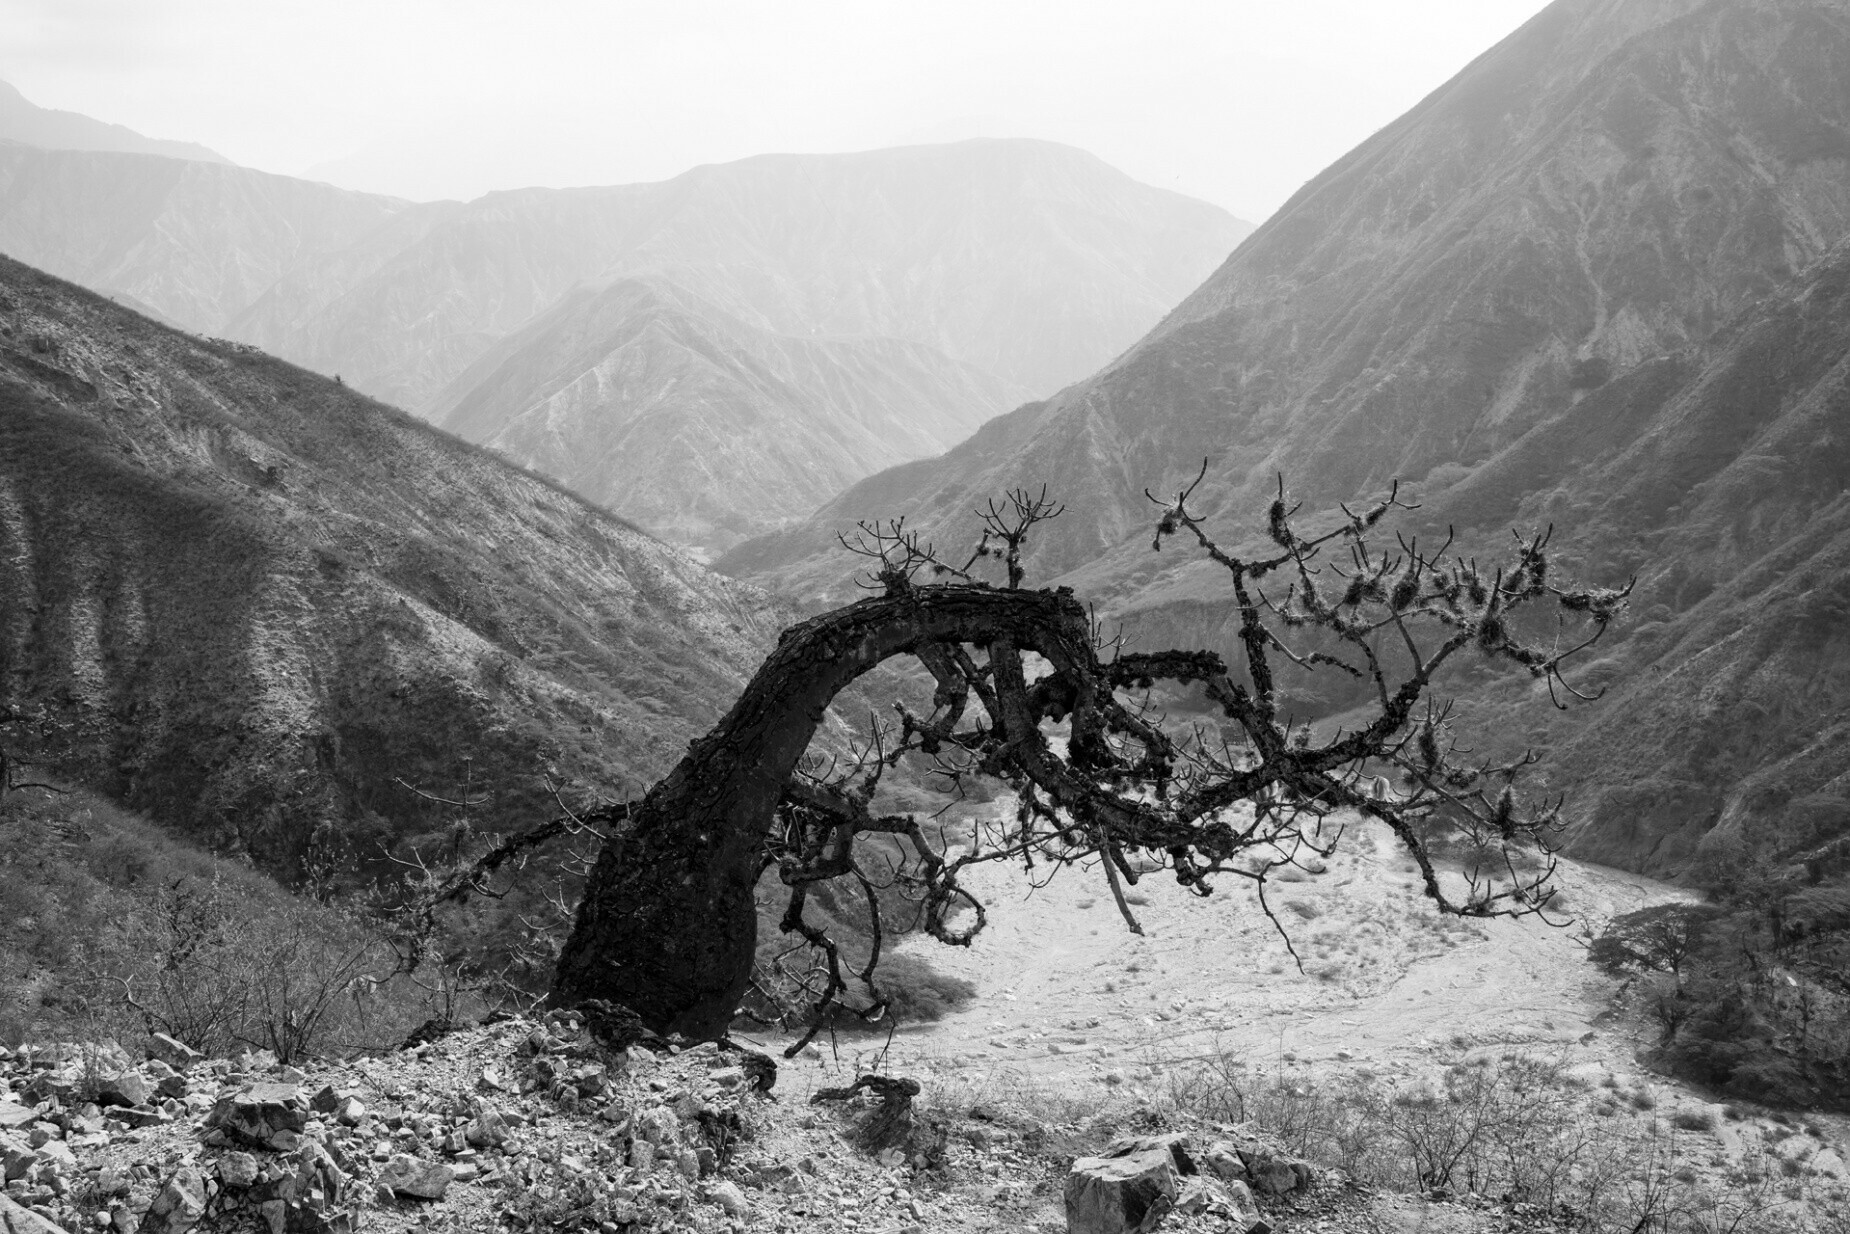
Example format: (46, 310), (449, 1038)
(0, 136), (1247, 552)
(0, 80), (230, 165)
(718, 0), (1850, 881)
(0, 255), (782, 876)
(433, 274), (1015, 551)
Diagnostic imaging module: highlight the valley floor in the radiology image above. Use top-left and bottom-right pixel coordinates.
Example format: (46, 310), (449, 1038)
(755, 811), (1850, 1229)
(857, 815), (1674, 1083)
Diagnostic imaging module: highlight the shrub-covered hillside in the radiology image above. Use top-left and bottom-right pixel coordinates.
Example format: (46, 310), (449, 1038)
(0, 256), (785, 879)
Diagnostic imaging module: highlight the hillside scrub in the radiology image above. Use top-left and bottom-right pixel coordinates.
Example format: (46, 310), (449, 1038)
(0, 786), (501, 1059)
(1148, 1045), (1850, 1233)
(0, 258), (778, 891)
(1590, 844), (1850, 1110)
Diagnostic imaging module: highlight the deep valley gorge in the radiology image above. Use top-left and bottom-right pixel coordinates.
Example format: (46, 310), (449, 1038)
(3, 2), (1850, 1233)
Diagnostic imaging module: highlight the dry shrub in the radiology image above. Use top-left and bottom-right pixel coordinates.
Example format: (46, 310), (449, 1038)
(1157, 1047), (1837, 1231)
(85, 876), (400, 1062)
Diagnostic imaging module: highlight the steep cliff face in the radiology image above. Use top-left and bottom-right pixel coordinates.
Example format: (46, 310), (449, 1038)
(724, 0), (1850, 606)
(434, 278), (1013, 552)
(0, 257), (782, 876)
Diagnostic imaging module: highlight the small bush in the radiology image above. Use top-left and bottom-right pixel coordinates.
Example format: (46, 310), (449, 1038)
(88, 876), (399, 1062)
(1152, 1048), (1838, 1230)
(1674, 1108), (1718, 1132)
(873, 952), (976, 1024)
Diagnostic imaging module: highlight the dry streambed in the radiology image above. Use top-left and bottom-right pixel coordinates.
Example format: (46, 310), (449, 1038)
(868, 812), (1675, 1081)
(764, 810), (1849, 1210)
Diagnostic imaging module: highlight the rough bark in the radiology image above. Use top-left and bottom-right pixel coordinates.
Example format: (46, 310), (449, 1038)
(550, 585), (1089, 1038)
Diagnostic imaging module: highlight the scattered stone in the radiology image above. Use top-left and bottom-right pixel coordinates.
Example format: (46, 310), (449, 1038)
(1232, 1141), (1311, 1196)
(705, 1180), (749, 1217)
(1064, 1134), (1194, 1234)
(215, 1154), (259, 1189)
(377, 1156), (452, 1201)
(146, 1037), (200, 1070)
(90, 1075), (150, 1111)
(2, 1143), (38, 1183)
(205, 1084), (307, 1151)
(138, 1167), (208, 1234)
(0, 1194), (68, 1234)
(110, 1109), (164, 1131)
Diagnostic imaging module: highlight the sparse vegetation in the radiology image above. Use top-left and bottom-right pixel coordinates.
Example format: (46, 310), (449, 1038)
(0, 784), (514, 1057)
(1151, 1046), (1845, 1231)
(1588, 852), (1850, 1109)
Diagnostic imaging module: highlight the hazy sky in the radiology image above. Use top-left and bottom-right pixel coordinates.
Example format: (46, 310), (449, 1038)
(0, 0), (1552, 221)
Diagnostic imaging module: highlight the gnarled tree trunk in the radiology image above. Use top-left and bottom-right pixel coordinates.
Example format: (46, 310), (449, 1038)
(549, 584), (1089, 1039)
(549, 479), (1617, 1041)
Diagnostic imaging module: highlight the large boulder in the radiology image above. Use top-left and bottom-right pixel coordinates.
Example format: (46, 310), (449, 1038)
(1063, 1133), (1195, 1234)
(0, 1194), (69, 1234)
(377, 1155), (452, 1201)
(137, 1167), (210, 1234)
(92, 1072), (151, 1110)
(146, 1036), (201, 1070)
(205, 1083), (307, 1151)
(1234, 1143), (1311, 1196)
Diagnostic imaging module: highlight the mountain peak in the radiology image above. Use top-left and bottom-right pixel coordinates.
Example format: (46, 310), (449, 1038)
(0, 78), (231, 165)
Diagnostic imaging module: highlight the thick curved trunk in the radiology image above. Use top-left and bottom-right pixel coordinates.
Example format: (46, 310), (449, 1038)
(550, 584), (1089, 1039)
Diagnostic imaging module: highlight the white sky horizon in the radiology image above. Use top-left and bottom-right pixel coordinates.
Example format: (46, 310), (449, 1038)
(0, 0), (1553, 222)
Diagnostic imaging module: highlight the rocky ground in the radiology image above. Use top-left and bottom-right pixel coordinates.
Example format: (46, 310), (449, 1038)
(9, 1007), (1829, 1234)
(0, 1009), (1353, 1234)
(3, 814), (1847, 1234)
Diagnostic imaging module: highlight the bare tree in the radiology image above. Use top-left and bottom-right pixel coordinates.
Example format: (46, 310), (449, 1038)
(549, 470), (1630, 1045)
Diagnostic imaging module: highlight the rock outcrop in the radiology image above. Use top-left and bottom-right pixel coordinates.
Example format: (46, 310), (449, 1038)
(1063, 1131), (1287, 1234)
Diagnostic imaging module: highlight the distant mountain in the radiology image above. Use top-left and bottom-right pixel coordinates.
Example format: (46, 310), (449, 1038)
(237, 141), (1247, 412)
(0, 80), (229, 164)
(434, 277), (1013, 551)
(719, 0), (1850, 878)
(0, 138), (1247, 550)
(0, 144), (413, 335)
(0, 256), (782, 876)
(725, 0), (1850, 605)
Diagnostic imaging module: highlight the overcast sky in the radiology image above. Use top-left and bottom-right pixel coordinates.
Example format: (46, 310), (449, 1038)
(0, 0), (1552, 221)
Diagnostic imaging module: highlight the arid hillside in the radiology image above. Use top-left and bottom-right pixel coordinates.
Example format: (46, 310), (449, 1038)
(434, 277), (1013, 552)
(726, 0), (1850, 599)
(0, 256), (784, 876)
(721, 0), (1850, 878)
(0, 139), (1248, 554)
